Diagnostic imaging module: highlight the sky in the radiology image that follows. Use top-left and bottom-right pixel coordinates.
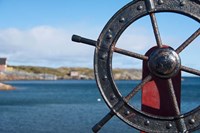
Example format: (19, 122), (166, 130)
(0, 0), (199, 74)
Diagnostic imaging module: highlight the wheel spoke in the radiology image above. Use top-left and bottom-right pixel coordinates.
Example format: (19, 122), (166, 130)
(93, 75), (152, 132)
(167, 79), (180, 115)
(167, 79), (187, 132)
(72, 35), (96, 47)
(149, 13), (163, 48)
(92, 99), (125, 132)
(181, 65), (200, 77)
(125, 75), (152, 102)
(176, 28), (200, 54)
(114, 47), (148, 60)
(92, 111), (115, 133)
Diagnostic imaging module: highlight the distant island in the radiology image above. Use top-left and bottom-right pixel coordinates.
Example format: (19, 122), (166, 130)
(0, 65), (142, 80)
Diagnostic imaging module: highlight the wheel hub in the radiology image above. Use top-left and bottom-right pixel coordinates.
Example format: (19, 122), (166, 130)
(148, 47), (181, 78)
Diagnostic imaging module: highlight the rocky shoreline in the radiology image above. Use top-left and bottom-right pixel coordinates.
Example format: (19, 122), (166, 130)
(0, 83), (15, 90)
(0, 66), (142, 91)
(1, 66), (142, 81)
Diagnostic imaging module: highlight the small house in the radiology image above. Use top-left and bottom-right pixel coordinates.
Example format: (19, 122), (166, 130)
(69, 71), (79, 78)
(0, 58), (7, 71)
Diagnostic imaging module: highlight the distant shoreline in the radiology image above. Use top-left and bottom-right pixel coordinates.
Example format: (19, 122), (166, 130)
(0, 83), (15, 90)
(1, 65), (142, 81)
(1, 65), (198, 81)
(1, 76), (199, 82)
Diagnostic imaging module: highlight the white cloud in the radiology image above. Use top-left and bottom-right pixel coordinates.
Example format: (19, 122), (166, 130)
(1, 24), (197, 71)
(115, 25), (157, 61)
(0, 26), (96, 67)
(0, 25), (154, 68)
(0, 26), (156, 67)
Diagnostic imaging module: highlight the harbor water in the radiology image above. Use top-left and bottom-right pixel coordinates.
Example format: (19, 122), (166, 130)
(0, 78), (199, 133)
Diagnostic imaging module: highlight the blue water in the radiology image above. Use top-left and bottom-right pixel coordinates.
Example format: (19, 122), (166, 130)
(0, 78), (199, 133)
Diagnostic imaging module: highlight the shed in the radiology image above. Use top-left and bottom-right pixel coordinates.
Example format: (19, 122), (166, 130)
(0, 58), (7, 71)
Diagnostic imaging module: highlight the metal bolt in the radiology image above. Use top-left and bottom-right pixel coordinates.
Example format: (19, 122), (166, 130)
(108, 29), (112, 33)
(110, 94), (116, 100)
(158, 0), (164, 5)
(189, 119), (195, 125)
(119, 17), (125, 23)
(137, 5), (143, 10)
(100, 53), (107, 60)
(144, 120), (150, 126)
(102, 75), (108, 80)
(166, 123), (172, 129)
(106, 34), (112, 39)
(124, 110), (130, 116)
(180, 1), (186, 6)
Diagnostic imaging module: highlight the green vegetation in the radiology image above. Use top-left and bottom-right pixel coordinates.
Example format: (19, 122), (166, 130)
(11, 65), (65, 77)
(7, 65), (142, 80)
(10, 65), (94, 78)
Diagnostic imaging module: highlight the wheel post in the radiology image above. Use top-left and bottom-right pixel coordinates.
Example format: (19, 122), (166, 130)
(141, 46), (181, 132)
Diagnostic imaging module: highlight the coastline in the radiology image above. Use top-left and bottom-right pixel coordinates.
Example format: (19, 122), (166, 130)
(0, 83), (15, 90)
(1, 66), (142, 81)
(2, 65), (198, 81)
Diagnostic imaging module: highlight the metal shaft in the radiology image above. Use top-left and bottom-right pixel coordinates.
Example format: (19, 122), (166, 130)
(72, 35), (96, 47)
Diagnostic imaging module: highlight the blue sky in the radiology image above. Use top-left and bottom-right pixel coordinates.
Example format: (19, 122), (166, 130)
(0, 0), (199, 75)
(0, 0), (130, 29)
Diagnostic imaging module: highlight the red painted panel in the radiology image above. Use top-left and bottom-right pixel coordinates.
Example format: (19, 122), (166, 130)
(141, 46), (181, 133)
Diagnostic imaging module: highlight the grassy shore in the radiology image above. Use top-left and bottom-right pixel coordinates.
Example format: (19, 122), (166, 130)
(3, 65), (142, 80)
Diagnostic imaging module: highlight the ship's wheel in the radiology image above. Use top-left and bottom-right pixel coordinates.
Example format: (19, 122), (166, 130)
(72, 0), (200, 132)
